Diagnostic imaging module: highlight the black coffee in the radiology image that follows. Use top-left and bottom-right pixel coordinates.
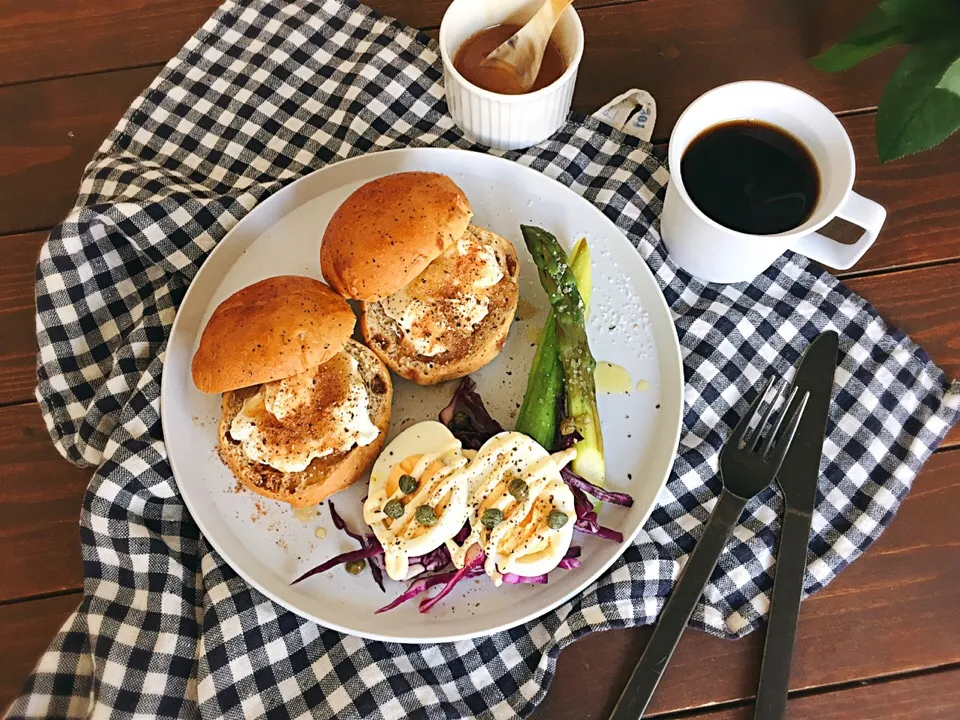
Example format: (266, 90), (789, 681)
(680, 120), (820, 235)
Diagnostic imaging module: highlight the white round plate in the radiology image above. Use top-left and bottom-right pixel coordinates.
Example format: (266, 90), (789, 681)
(162, 147), (682, 644)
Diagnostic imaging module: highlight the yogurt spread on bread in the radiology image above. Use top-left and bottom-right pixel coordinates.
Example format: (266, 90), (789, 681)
(379, 230), (504, 356)
(230, 351), (380, 472)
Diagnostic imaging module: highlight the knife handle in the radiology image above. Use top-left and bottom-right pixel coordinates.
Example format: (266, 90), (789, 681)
(608, 489), (749, 720)
(752, 506), (813, 720)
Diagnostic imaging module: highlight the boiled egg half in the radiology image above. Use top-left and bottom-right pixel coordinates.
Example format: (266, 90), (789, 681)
(363, 421), (471, 581)
(449, 432), (577, 584)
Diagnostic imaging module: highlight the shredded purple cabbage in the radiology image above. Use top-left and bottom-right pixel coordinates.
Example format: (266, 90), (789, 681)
(375, 549), (488, 614)
(560, 467), (634, 507)
(292, 505), (460, 597)
(453, 523), (471, 544)
(407, 545), (453, 575)
(575, 520), (624, 542)
(328, 501), (359, 541)
(569, 485), (625, 543)
(326, 501), (386, 591)
(557, 430), (583, 450)
(291, 543), (385, 585)
(366, 552), (387, 591)
(293, 501), (389, 591)
(502, 573), (549, 584)
(438, 377), (504, 449)
(558, 545), (583, 570)
(419, 549), (487, 613)
(366, 550), (385, 591)
(375, 571), (457, 614)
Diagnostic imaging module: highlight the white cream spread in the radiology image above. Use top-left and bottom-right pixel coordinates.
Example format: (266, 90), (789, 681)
(379, 233), (504, 356)
(230, 353), (379, 473)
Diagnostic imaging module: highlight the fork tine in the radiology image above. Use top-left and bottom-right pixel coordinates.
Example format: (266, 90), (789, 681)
(732, 376), (776, 449)
(749, 379), (788, 453)
(765, 391), (810, 466)
(758, 385), (800, 456)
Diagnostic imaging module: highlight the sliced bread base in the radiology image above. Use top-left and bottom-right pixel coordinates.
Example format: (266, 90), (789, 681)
(217, 339), (392, 507)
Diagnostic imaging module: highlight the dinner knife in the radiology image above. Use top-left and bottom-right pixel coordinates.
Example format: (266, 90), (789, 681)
(752, 330), (839, 720)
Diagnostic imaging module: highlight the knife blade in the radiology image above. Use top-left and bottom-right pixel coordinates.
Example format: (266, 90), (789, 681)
(775, 331), (839, 512)
(753, 330), (839, 720)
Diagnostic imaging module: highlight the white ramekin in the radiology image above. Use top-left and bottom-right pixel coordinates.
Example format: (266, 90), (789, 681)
(439, 0), (584, 150)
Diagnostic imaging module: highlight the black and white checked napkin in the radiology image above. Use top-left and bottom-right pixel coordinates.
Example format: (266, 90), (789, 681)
(11, 1), (959, 718)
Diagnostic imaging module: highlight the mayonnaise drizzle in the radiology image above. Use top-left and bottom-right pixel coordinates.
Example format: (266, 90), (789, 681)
(363, 439), (470, 581)
(447, 433), (576, 585)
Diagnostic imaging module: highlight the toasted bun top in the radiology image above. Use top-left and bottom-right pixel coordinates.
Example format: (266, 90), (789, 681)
(191, 276), (355, 393)
(320, 172), (473, 301)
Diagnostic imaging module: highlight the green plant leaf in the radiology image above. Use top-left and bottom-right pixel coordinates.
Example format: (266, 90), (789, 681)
(810, 0), (960, 73)
(811, 5), (905, 72)
(876, 37), (960, 162)
(881, 0), (960, 38)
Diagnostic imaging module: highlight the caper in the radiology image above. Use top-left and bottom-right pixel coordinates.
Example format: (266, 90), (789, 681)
(383, 499), (404, 519)
(547, 510), (569, 530)
(415, 505), (438, 526)
(399, 474), (419, 495)
(481, 508), (503, 529)
(345, 560), (366, 575)
(508, 478), (529, 501)
(452, 411), (471, 430)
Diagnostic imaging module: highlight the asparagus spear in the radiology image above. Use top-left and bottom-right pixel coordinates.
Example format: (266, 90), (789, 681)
(520, 226), (605, 486)
(515, 313), (562, 448)
(514, 239), (590, 449)
(570, 238), (593, 310)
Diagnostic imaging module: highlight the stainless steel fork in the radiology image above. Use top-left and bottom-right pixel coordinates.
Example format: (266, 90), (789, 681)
(609, 376), (810, 720)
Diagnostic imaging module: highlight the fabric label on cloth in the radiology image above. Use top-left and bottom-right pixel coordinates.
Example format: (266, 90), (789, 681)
(593, 89), (657, 141)
(12, 1), (959, 719)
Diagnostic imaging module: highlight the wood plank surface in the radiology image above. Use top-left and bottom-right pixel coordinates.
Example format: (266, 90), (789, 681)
(846, 263), (960, 380)
(2, 88), (958, 272)
(0, 0), (646, 87)
(0, 67), (159, 235)
(574, 0), (899, 139)
(0, 6), (954, 253)
(0, 72), (957, 309)
(531, 447), (960, 718)
(834, 116), (960, 275)
(663, 668), (960, 720)
(0, 0), (885, 89)
(0, 0), (221, 86)
(0, 232), (44, 407)
(2, 595), (955, 720)
(0, 403), (88, 603)
(0, 593), (80, 716)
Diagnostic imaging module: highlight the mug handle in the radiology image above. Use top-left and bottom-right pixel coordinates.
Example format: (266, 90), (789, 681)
(790, 192), (887, 270)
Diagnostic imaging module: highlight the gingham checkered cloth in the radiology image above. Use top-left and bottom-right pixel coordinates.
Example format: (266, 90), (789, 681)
(10, 1), (959, 718)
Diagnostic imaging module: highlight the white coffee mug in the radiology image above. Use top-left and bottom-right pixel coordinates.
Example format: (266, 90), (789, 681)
(661, 81), (886, 284)
(439, 0), (583, 150)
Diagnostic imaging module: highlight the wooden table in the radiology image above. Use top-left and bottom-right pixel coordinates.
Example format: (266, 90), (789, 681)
(2, 1), (959, 717)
